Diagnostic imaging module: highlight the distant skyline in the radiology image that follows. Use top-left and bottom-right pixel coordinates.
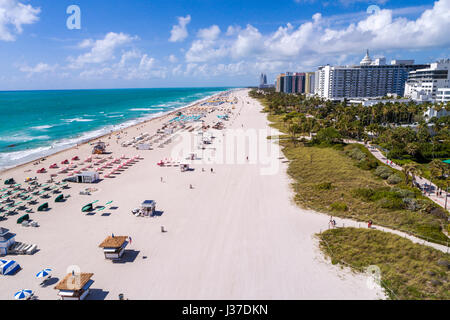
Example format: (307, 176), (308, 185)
(0, 0), (449, 90)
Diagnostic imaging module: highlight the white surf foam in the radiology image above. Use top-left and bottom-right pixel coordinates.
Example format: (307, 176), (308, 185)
(0, 89), (233, 171)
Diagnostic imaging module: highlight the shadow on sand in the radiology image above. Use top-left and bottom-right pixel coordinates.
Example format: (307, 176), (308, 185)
(112, 250), (140, 264)
(86, 289), (109, 300)
(41, 277), (59, 288)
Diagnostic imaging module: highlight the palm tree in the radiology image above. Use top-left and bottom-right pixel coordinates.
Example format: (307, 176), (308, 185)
(429, 159), (447, 179)
(403, 163), (420, 186)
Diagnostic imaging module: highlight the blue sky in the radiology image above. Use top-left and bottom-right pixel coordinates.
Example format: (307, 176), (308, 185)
(0, 0), (449, 90)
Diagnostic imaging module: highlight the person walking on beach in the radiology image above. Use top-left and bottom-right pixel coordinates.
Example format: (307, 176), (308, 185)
(160, 177), (163, 183)
(128, 236), (132, 245)
(368, 220), (373, 229)
(211, 168), (214, 173)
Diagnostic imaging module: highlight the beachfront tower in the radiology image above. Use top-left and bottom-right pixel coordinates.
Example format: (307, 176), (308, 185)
(360, 49), (373, 66)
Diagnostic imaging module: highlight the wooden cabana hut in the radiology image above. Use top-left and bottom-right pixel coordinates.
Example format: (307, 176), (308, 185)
(98, 236), (128, 260)
(54, 272), (94, 300)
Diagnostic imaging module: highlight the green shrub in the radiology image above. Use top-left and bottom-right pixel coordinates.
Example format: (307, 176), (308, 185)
(387, 174), (402, 185)
(352, 188), (375, 201)
(346, 148), (367, 161)
(403, 198), (421, 211)
(377, 197), (404, 210)
(357, 158), (378, 170)
(375, 166), (392, 179)
(315, 182), (333, 190)
(370, 189), (399, 202)
(330, 202), (348, 212)
(392, 187), (415, 199)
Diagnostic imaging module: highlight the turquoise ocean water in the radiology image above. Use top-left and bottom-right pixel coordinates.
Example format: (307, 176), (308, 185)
(0, 87), (230, 170)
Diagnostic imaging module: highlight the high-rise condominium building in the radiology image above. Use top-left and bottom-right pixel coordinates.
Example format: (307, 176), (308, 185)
(276, 72), (306, 93)
(404, 59), (450, 102)
(259, 73), (268, 86)
(304, 72), (315, 94)
(315, 50), (429, 100)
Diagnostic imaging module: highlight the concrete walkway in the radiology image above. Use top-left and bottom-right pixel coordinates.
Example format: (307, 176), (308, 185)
(326, 215), (449, 253)
(346, 139), (450, 211)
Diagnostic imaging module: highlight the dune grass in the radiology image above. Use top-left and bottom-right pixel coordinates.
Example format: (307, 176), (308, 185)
(264, 111), (449, 243)
(318, 228), (450, 300)
(281, 140), (448, 242)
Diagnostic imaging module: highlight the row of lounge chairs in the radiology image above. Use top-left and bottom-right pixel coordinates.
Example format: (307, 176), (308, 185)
(8, 242), (38, 255)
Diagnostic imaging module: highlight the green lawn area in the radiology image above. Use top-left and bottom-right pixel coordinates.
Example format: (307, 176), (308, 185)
(318, 228), (450, 300)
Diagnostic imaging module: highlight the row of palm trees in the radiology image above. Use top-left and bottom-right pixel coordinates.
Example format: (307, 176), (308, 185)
(250, 89), (450, 157)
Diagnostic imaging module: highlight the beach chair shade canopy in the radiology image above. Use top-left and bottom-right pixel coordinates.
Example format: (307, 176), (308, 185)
(38, 203), (49, 211)
(55, 194), (64, 202)
(0, 260), (20, 275)
(36, 268), (52, 279)
(82, 203), (93, 212)
(17, 214), (30, 224)
(4, 179), (15, 185)
(14, 289), (32, 300)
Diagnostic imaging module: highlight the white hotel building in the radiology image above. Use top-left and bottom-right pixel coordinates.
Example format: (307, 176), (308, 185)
(404, 59), (450, 103)
(314, 51), (429, 100)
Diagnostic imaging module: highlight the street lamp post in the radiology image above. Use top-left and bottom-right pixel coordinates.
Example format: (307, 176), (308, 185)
(445, 182), (448, 210)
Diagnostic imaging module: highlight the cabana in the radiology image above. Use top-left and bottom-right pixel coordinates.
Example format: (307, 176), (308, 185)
(141, 200), (156, 216)
(98, 235), (128, 260)
(76, 172), (99, 183)
(37, 203), (49, 212)
(0, 259), (20, 275)
(82, 203), (93, 212)
(4, 178), (15, 185)
(54, 272), (94, 300)
(0, 228), (16, 256)
(16, 214), (30, 224)
(64, 172), (99, 184)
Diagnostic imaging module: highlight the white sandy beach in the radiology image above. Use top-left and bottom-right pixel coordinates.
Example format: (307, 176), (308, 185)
(0, 89), (386, 300)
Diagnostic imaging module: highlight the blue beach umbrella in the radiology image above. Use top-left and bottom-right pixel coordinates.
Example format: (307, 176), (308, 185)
(14, 289), (33, 300)
(36, 268), (52, 279)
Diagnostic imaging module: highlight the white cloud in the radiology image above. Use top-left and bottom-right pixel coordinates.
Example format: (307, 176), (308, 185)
(76, 49), (166, 81)
(0, 0), (40, 41)
(183, 0), (450, 69)
(19, 62), (56, 76)
(197, 25), (220, 40)
(11, 0), (450, 84)
(169, 14), (191, 42)
(231, 24), (263, 59)
(117, 49), (141, 67)
(69, 32), (137, 68)
(168, 54), (178, 63)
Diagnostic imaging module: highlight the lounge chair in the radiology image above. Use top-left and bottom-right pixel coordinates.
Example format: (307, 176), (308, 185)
(26, 244), (37, 255)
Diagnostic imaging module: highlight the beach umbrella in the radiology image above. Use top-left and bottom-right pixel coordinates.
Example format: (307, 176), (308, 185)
(14, 289), (33, 300)
(36, 268), (52, 279)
